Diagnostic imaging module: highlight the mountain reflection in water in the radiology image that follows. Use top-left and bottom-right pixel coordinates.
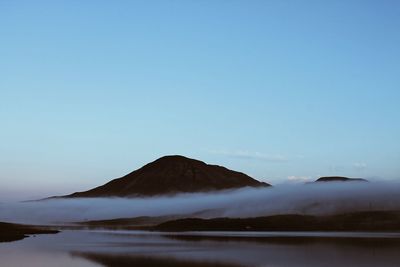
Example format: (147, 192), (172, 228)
(1, 230), (400, 267)
(74, 253), (246, 267)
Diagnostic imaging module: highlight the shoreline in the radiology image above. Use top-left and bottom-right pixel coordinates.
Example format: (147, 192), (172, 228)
(0, 222), (59, 243)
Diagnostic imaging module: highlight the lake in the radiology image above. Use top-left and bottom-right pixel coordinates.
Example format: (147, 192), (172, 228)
(1, 230), (400, 267)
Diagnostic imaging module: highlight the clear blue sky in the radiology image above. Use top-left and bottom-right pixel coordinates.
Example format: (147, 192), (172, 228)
(1, 0), (399, 200)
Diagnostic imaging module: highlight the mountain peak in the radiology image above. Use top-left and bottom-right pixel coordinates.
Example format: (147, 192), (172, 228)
(156, 155), (194, 160)
(64, 155), (270, 198)
(146, 155), (205, 166)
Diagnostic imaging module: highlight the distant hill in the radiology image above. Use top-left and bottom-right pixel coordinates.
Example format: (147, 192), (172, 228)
(153, 211), (400, 232)
(78, 215), (182, 229)
(315, 176), (368, 183)
(61, 155), (269, 198)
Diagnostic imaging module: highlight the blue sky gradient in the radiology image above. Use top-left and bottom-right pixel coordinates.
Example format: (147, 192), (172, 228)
(1, 1), (399, 200)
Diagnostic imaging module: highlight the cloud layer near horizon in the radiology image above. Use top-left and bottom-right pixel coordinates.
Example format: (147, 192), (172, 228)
(1, 181), (400, 224)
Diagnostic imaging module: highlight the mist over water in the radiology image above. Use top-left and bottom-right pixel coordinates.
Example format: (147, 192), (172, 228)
(1, 181), (400, 224)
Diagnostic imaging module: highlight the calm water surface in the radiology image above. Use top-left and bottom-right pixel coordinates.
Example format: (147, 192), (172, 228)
(1, 230), (400, 267)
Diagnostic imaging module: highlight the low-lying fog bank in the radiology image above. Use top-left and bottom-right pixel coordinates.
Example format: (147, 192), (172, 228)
(0, 181), (399, 224)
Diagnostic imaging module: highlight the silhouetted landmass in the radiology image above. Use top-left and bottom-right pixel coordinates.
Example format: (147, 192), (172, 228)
(60, 155), (269, 198)
(78, 209), (224, 229)
(0, 222), (58, 243)
(153, 211), (400, 232)
(74, 252), (247, 267)
(79, 215), (182, 229)
(315, 176), (368, 182)
(78, 211), (400, 232)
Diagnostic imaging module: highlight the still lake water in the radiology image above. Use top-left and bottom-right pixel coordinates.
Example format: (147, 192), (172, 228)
(1, 230), (400, 267)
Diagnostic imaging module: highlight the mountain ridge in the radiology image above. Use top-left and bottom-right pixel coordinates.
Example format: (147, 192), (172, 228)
(60, 155), (270, 198)
(315, 176), (368, 183)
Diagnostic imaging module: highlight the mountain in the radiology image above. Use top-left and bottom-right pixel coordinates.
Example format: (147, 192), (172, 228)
(62, 155), (270, 198)
(315, 176), (368, 183)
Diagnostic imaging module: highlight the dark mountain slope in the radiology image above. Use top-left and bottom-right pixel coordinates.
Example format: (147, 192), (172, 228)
(63, 155), (269, 198)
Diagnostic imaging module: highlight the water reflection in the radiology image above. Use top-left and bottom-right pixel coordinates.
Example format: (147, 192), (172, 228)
(163, 232), (400, 247)
(1, 230), (400, 267)
(74, 252), (247, 267)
